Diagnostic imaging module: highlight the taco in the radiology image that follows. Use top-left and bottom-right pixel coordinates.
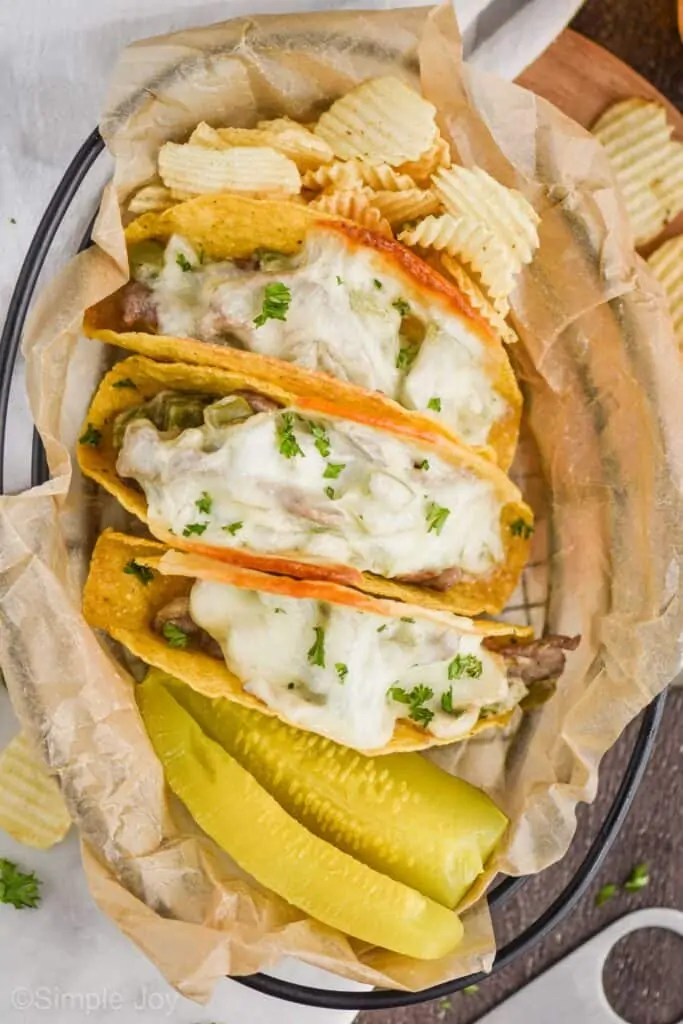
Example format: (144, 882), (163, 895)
(83, 531), (578, 754)
(83, 194), (521, 468)
(76, 354), (533, 616)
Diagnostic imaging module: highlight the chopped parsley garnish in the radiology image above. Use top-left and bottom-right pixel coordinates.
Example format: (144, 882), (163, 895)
(426, 502), (450, 535)
(396, 342), (419, 371)
(373, 278), (383, 290)
(223, 521), (243, 536)
(274, 607), (286, 614)
(448, 654), (483, 680)
(335, 663), (348, 683)
(309, 421), (331, 458)
(388, 684), (434, 728)
(400, 617), (415, 624)
(9, 218), (16, 225)
(123, 559), (154, 585)
(323, 462), (345, 479)
(278, 413), (305, 459)
(427, 396), (441, 412)
(79, 423), (101, 447)
(0, 859), (42, 909)
(307, 626), (326, 668)
(195, 491), (213, 515)
(287, 682), (296, 690)
(463, 985), (479, 995)
(175, 252), (193, 272)
(162, 622), (189, 648)
(336, 275), (343, 285)
(416, 459), (430, 471)
(624, 863), (649, 892)
(392, 297), (411, 316)
(377, 624), (388, 633)
(324, 486), (336, 500)
(182, 522), (208, 537)
(510, 517), (534, 540)
(112, 377), (137, 390)
(254, 282), (292, 327)
(595, 883), (618, 907)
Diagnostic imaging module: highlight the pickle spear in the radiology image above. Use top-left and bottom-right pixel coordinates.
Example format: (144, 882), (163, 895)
(152, 669), (508, 908)
(138, 673), (464, 960)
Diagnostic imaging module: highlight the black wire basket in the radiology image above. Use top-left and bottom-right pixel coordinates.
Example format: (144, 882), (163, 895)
(0, 129), (666, 1013)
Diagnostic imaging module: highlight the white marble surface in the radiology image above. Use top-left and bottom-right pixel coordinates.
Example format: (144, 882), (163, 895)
(0, 1), (583, 1021)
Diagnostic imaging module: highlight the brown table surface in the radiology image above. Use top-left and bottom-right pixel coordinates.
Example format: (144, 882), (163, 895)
(359, 3), (683, 1023)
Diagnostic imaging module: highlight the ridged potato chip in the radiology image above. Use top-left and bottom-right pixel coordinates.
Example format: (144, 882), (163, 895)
(314, 76), (438, 167)
(127, 184), (176, 215)
(592, 99), (683, 245)
(189, 119), (333, 171)
(158, 142), (301, 198)
(309, 189), (392, 236)
(369, 188), (441, 227)
(302, 160), (364, 192)
(440, 254), (518, 345)
(648, 235), (683, 341)
(0, 733), (71, 850)
(398, 136), (452, 183)
(400, 214), (520, 310)
(352, 162), (416, 191)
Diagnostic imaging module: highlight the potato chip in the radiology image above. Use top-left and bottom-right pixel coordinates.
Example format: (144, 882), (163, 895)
(648, 235), (683, 340)
(352, 162), (416, 191)
(440, 254), (518, 344)
(158, 142), (301, 198)
(189, 119), (333, 171)
(302, 160), (364, 192)
(592, 99), (683, 245)
(309, 190), (392, 237)
(369, 188), (441, 227)
(127, 183), (176, 215)
(0, 733), (71, 850)
(398, 136), (452, 183)
(400, 214), (522, 311)
(314, 76), (438, 167)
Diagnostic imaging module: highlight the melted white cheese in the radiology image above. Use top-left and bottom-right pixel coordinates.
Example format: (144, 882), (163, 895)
(189, 580), (518, 749)
(141, 229), (506, 448)
(116, 408), (505, 580)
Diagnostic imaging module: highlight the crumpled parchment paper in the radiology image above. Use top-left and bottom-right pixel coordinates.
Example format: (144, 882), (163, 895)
(1, 2), (682, 1002)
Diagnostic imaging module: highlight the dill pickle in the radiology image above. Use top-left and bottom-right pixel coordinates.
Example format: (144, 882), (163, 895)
(138, 674), (464, 960)
(152, 669), (507, 908)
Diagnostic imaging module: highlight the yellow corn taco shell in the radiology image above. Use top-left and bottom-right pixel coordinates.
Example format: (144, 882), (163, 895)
(83, 531), (532, 754)
(83, 193), (522, 469)
(76, 355), (532, 617)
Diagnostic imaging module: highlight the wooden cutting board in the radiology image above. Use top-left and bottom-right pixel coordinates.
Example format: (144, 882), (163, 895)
(517, 29), (683, 255)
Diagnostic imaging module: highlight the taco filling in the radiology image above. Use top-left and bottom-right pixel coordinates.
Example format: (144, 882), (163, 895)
(150, 581), (577, 750)
(121, 225), (510, 449)
(115, 389), (510, 588)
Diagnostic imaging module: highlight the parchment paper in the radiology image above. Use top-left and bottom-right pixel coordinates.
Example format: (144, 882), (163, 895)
(2, 2), (683, 1001)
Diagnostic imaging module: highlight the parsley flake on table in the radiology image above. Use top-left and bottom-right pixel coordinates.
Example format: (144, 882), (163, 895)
(307, 626), (326, 667)
(595, 883), (618, 907)
(392, 297), (411, 316)
(510, 517), (534, 540)
(448, 654), (483, 680)
(0, 859), (42, 910)
(396, 342), (419, 371)
(624, 862), (649, 892)
(309, 421), (331, 458)
(426, 502), (450, 535)
(463, 985), (479, 995)
(222, 521), (243, 536)
(123, 559), (154, 585)
(195, 491), (213, 515)
(162, 622), (189, 649)
(278, 413), (305, 459)
(9, 218), (16, 225)
(427, 396), (441, 412)
(182, 522), (208, 537)
(176, 252), (193, 273)
(335, 663), (348, 683)
(79, 423), (101, 447)
(254, 282), (292, 327)
(323, 462), (345, 479)
(112, 377), (137, 390)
